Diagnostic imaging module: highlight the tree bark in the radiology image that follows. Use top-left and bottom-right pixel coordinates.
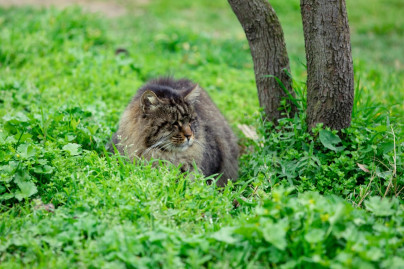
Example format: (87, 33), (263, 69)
(301, 0), (354, 131)
(228, 0), (296, 122)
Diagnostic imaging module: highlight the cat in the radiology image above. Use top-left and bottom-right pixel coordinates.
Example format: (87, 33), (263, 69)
(110, 77), (239, 186)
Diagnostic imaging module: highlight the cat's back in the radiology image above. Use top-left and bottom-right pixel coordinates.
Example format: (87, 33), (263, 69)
(131, 77), (197, 103)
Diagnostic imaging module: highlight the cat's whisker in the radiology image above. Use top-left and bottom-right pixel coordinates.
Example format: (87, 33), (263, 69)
(143, 141), (164, 156)
(142, 131), (175, 156)
(143, 144), (158, 156)
(159, 142), (175, 152)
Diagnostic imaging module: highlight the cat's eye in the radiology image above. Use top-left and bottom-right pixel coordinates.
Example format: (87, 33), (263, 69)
(172, 122), (180, 128)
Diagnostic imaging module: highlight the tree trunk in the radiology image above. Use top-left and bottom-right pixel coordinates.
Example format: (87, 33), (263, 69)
(228, 0), (296, 122)
(301, 0), (354, 131)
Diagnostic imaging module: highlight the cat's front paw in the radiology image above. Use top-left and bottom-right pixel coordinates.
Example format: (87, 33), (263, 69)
(180, 163), (192, 173)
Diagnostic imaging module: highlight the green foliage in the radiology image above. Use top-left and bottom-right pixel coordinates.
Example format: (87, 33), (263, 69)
(0, 93), (112, 202)
(1, 187), (403, 268)
(0, 0), (403, 268)
(240, 108), (403, 201)
(212, 188), (404, 268)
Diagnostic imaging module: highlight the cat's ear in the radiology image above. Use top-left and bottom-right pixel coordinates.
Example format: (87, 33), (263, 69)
(141, 90), (161, 112)
(184, 84), (200, 104)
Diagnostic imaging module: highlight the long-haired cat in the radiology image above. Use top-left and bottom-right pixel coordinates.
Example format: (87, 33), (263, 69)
(110, 77), (238, 186)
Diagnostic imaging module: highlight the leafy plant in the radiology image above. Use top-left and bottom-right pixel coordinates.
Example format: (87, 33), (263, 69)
(0, 2), (403, 268)
(239, 104), (403, 202)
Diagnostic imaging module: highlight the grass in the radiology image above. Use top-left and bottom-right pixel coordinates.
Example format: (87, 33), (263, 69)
(0, 0), (403, 267)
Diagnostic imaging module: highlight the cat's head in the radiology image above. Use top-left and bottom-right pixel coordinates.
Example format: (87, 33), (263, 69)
(139, 85), (200, 152)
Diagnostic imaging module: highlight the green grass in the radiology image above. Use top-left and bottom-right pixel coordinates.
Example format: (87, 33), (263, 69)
(0, 0), (403, 267)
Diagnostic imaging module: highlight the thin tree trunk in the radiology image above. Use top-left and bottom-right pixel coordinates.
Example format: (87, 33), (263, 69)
(228, 0), (296, 122)
(301, 0), (354, 131)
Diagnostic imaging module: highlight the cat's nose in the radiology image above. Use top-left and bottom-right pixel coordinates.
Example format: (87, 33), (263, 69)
(182, 125), (192, 141)
(184, 133), (192, 141)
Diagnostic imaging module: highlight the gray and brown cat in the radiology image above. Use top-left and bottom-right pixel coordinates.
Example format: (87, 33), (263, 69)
(110, 77), (238, 186)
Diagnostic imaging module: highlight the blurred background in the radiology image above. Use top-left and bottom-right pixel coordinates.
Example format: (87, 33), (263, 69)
(0, 0), (403, 121)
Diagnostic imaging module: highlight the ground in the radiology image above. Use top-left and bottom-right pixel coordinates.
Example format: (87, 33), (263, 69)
(0, 0), (128, 17)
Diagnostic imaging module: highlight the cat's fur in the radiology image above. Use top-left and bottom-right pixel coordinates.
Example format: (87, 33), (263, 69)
(110, 77), (238, 186)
